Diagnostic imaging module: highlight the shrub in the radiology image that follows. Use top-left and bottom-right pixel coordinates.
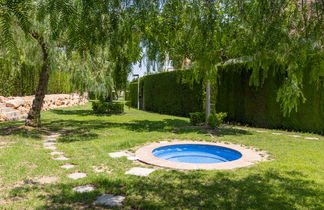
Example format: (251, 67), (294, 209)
(189, 112), (205, 126)
(92, 101), (124, 114)
(207, 112), (227, 128)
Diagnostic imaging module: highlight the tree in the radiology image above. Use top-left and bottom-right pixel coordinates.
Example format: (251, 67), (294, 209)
(140, 0), (323, 116)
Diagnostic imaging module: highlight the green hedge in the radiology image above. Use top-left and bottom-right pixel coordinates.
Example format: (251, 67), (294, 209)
(129, 82), (139, 108)
(128, 68), (323, 134)
(129, 71), (203, 116)
(92, 101), (124, 114)
(215, 65), (324, 134)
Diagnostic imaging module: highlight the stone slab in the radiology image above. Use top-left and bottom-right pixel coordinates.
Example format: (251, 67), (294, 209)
(125, 167), (155, 177)
(73, 185), (95, 193)
(256, 130), (267, 133)
(127, 156), (138, 161)
(44, 146), (57, 150)
(93, 194), (125, 207)
(288, 135), (301, 138)
(305, 137), (319, 140)
(272, 132), (282, 135)
(108, 152), (130, 158)
(50, 151), (64, 155)
(52, 156), (70, 161)
(48, 134), (61, 138)
(61, 164), (75, 169)
(44, 142), (56, 147)
(68, 172), (87, 180)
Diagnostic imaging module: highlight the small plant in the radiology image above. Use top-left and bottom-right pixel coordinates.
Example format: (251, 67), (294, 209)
(92, 101), (124, 114)
(189, 112), (205, 126)
(207, 112), (227, 128)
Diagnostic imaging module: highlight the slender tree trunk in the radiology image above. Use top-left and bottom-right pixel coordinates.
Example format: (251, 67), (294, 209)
(205, 81), (211, 125)
(25, 32), (50, 127)
(109, 88), (113, 102)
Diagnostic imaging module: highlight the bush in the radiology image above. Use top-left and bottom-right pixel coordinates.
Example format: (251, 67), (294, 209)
(92, 101), (124, 114)
(189, 112), (205, 126)
(207, 112), (227, 128)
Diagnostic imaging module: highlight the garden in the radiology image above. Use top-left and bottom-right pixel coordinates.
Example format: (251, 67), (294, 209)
(0, 0), (323, 209)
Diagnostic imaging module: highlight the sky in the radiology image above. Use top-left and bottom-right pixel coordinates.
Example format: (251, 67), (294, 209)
(128, 62), (146, 81)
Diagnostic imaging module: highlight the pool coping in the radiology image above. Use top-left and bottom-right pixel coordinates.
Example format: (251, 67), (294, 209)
(135, 141), (269, 170)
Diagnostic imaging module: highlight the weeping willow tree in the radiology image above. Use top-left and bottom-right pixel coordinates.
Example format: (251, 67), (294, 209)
(0, 0), (141, 126)
(140, 0), (323, 116)
(1, 0), (323, 126)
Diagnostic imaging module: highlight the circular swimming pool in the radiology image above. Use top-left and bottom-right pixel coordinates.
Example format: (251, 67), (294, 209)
(135, 141), (267, 170)
(152, 144), (242, 164)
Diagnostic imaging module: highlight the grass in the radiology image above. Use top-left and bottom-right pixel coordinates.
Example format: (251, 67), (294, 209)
(0, 103), (323, 209)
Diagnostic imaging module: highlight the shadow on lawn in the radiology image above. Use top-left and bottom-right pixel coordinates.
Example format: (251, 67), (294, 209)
(9, 170), (324, 209)
(41, 118), (251, 143)
(0, 121), (51, 139)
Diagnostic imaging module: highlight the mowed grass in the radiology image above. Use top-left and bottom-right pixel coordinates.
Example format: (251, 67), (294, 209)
(0, 103), (323, 209)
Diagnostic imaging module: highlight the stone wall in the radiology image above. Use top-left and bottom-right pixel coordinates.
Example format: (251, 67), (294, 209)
(0, 93), (88, 122)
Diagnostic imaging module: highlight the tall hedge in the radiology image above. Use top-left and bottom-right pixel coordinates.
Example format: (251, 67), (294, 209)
(129, 71), (203, 116)
(128, 68), (323, 134)
(129, 82), (139, 108)
(215, 66), (324, 134)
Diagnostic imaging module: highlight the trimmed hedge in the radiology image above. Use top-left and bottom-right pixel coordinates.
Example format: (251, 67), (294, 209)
(215, 66), (324, 134)
(92, 101), (124, 114)
(133, 70), (203, 116)
(129, 82), (139, 108)
(128, 68), (323, 134)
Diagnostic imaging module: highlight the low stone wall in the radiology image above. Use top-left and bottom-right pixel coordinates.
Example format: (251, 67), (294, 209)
(0, 93), (88, 121)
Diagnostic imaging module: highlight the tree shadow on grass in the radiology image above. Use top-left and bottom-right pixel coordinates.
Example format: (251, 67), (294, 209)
(51, 109), (95, 117)
(42, 118), (252, 143)
(9, 169), (323, 209)
(0, 121), (51, 139)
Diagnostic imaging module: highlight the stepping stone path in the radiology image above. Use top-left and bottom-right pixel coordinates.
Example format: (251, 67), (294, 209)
(288, 135), (301, 138)
(305, 137), (319, 140)
(125, 167), (156, 177)
(256, 130), (267, 133)
(52, 156), (70, 161)
(44, 142), (56, 147)
(127, 156), (138, 161)
(272, 132), (282, 135)
(61, 164), (75, 169)
(73, 185), (95, 193)
(44, 146), (57, 150)
(68, 172), (87, 180)
(108, 152), (131, 158)
(51, 151), (64, 155)
(93, 194), (125, 207)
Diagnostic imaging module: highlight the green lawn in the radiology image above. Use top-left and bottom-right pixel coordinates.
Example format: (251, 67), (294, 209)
(0, 103), (323, 209)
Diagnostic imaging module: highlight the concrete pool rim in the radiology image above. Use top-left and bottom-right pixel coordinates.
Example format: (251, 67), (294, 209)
(135, 141), (268, 170)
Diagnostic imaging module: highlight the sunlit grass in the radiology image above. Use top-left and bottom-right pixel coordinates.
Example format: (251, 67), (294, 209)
(0, 103), (323, 209)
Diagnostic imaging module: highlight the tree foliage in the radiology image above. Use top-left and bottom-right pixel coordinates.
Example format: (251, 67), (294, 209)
(1, 0), (323, 119)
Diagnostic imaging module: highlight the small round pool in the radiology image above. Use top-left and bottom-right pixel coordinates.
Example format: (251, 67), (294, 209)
(152, 144), (242, 164)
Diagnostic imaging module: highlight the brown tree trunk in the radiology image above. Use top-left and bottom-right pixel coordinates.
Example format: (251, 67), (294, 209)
(25, 32), (50, 127)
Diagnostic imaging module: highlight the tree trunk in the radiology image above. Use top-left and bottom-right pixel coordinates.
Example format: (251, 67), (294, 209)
(109, 89), (113, 102)
(205, 81), (211, 125)
(25, 32), (49, 127)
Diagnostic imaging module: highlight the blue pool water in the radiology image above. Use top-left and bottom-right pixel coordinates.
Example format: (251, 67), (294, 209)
(153, 144), (242, 164)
